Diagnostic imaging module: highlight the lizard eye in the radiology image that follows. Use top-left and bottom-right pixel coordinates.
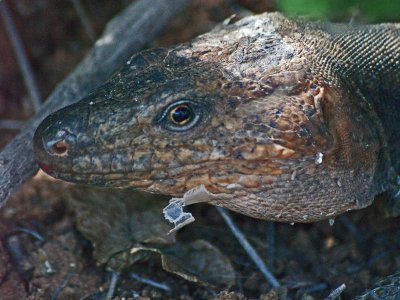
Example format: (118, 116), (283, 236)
(160, 100), (201, 132)
(169, 104), (193, 125)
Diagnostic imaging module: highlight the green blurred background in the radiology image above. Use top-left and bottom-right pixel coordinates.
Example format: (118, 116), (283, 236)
(278, 0), (400, 22)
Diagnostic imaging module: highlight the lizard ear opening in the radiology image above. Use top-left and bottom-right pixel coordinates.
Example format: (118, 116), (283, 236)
(321, 86), (383, 173)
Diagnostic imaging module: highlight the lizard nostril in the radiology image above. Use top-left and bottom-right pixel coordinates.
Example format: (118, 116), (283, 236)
(51, 140), (68, 155)
(44, 139), (69, 156)
(42, 129), (76, 157)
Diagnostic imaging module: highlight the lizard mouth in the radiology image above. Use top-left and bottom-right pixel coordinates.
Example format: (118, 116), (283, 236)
(38, 157), (296, 196)
(41, 167), (155, 189)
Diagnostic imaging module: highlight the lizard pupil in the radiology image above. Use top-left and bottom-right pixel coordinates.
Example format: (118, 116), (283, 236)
(169, 105), (192, 125)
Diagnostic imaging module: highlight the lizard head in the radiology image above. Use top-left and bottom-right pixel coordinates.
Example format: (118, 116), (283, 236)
(33, 13), (384, 221)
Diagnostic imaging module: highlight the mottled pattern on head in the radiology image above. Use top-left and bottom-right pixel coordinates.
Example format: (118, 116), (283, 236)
(34, 13), (400, 222)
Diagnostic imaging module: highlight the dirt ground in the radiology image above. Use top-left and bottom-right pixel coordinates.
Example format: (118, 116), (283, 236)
(0, 0), (399, 299)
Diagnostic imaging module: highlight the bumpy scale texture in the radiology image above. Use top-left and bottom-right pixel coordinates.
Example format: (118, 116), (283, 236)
(33, 13), (400, 222)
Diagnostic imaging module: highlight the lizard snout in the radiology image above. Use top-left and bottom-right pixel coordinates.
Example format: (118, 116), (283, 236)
(33, 104), (87, 172)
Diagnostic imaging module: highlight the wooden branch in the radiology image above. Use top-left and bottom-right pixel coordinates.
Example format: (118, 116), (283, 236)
(0, 0), (192, 206)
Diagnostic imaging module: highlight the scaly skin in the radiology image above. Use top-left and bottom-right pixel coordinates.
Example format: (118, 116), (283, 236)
(33, 13), (400, 222)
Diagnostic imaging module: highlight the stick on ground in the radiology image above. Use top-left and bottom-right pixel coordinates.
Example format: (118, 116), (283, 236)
(216, 207), (280, 288)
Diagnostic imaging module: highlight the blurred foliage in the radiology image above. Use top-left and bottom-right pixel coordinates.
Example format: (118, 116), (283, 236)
(277, 0), (400, 22)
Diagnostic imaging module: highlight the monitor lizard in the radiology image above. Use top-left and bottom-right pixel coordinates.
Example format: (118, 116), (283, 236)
(33, 12), (400, 223)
